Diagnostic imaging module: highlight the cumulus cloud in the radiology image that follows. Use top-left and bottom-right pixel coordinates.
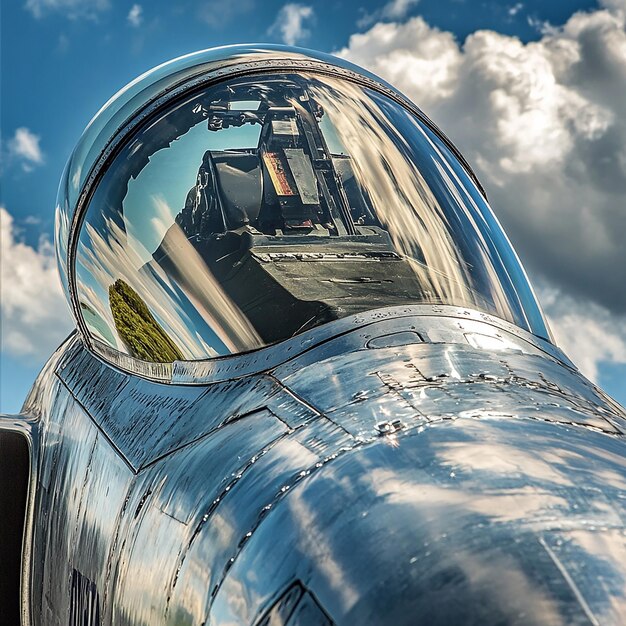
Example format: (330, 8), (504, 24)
(539, 284), (626, 383)
(127, 3), (142, 27)
(269, 3), (314, 46)
(7, 127), (44, 172)
(338, 3), (626, 382)
(600, 0), (626, 17)
(25, 0), (110, 20)
(0, 207), (72, 360)
(338, 4), (626, 317)
(382, 0), (420, 20)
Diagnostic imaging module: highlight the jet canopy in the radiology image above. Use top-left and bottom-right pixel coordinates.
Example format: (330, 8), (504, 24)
(59, 47), (549, 365)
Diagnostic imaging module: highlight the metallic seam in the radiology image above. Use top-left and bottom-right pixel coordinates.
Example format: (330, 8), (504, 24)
(83, 305), (573, 385)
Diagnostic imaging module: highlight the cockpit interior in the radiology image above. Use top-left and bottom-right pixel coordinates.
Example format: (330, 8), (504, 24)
(72, 71), (548, 363)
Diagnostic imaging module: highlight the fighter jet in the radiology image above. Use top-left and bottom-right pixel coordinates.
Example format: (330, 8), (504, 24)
(2, 44), (626, 626)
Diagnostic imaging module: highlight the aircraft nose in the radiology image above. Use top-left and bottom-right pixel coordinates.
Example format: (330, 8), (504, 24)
(212, 415), (626, 625)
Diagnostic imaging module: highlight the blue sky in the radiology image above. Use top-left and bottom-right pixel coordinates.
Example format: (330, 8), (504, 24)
(3, 0), (625, 412)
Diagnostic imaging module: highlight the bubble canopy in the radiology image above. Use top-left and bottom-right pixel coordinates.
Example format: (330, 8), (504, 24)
(57, 47), (550, 366)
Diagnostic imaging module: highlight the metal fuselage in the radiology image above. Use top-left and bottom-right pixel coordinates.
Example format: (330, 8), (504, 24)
(5, 304), (626, 625)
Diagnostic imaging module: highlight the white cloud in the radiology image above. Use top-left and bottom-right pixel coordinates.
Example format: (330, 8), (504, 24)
(539, 285), (626, 383)
(381, 0), (419, 20)
(508, 3), (524, 17)
(25, 0), (110, 20)
(340, 18), (461, 108)
(338, 6), (626, 315)
(127, 3), (142, 27)
(0, 207), (72, 360)
(269, 3), (314, 46)
(600, 0), (626, 17)
(359, 0), (419, 27)
(8, 127), (44, 171)
(338, 5), (626, 382)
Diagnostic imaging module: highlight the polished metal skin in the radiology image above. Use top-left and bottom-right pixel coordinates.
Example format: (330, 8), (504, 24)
(2, 46), (626, 626)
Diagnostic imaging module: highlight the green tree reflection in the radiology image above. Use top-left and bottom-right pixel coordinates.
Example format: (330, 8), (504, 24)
(108, 278), (183, 363)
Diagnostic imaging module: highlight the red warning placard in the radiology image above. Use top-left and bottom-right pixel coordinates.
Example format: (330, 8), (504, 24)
(263, 151), (296, 196)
